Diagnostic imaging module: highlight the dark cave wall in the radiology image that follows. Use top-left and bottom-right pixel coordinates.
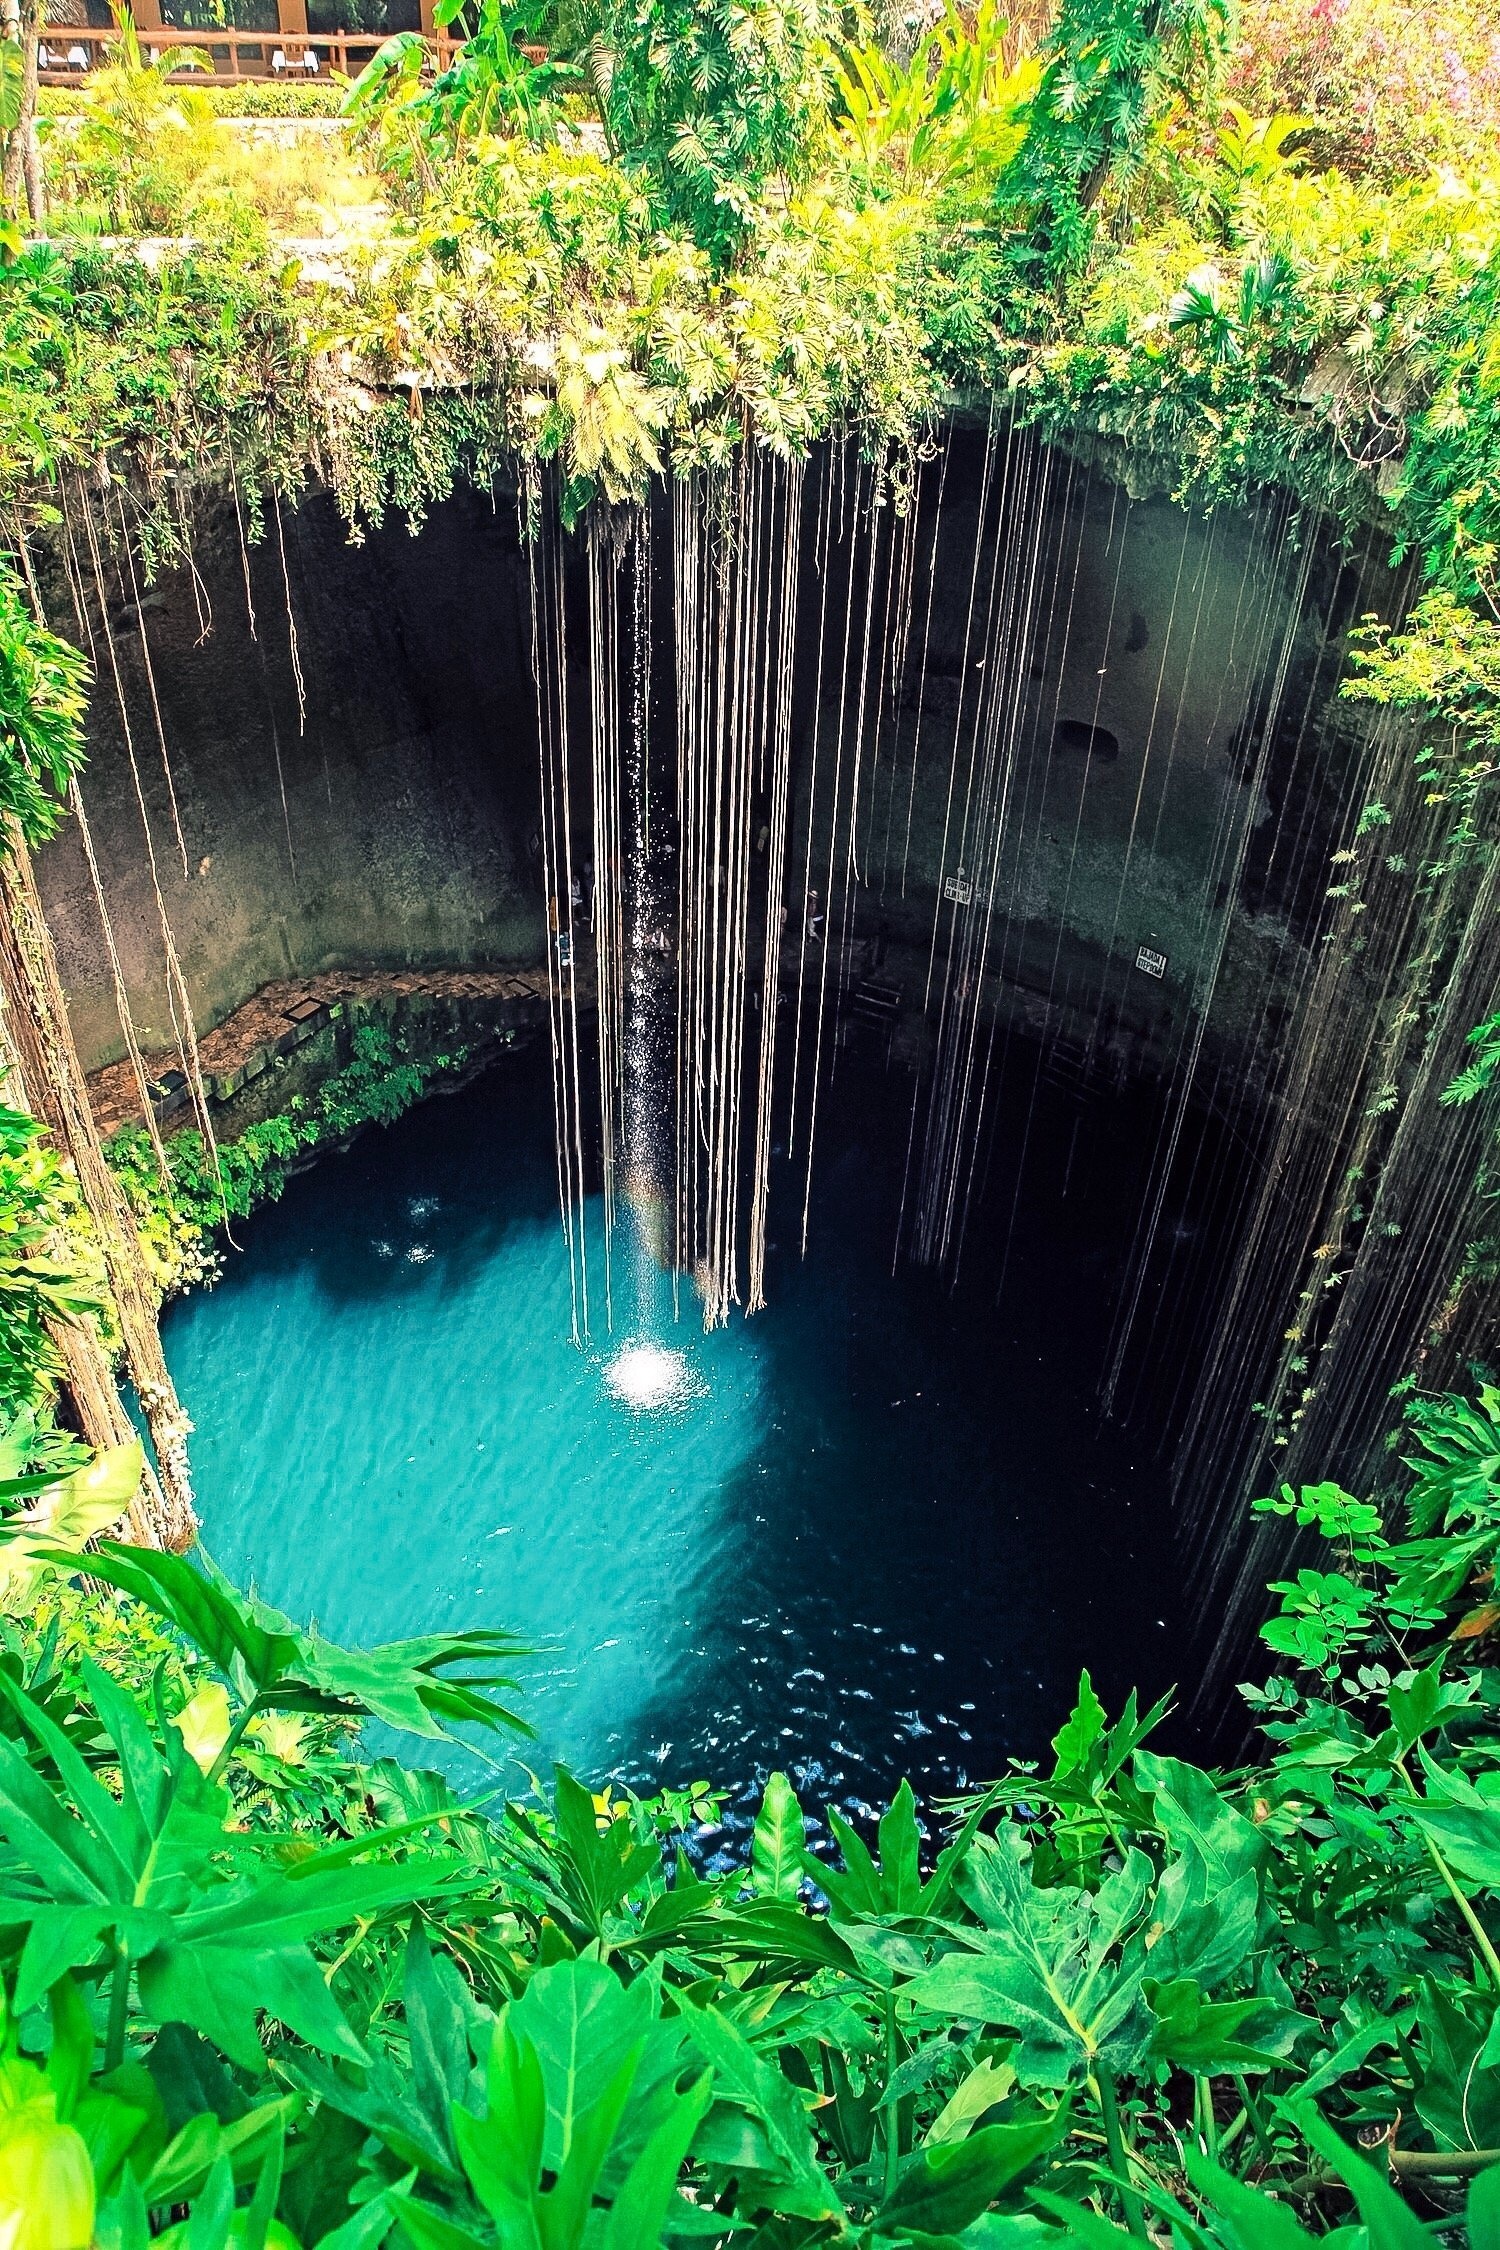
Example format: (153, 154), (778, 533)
(37, 434), (1393, 1082)
(37, 486), (545, 1071)
(791, 427), (1395, 1081)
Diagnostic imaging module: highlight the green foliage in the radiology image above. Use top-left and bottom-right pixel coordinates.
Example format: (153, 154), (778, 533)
(830, 1), (1037, 189)
(1443, 1014), (1500, 1110)
(39, 79), (348, 118)
(345, 4), (578, 161)
(46, 12), (220, 234)
(1001, 0), (1230, 278)
(0, 565), (88, 848)
(70, 1537), (533, 1746)
(0, 0), (1496, 669)
(1346, 595), (1500, 775)
(0, 1106), (98, 1425)
(0, 1392), (1494, 2240)
(0, 1439), (140, 1612)
(585, 0), (835, 261)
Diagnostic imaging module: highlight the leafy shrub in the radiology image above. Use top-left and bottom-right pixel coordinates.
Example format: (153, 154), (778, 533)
(0, 1392), (1499, 2241)
(41, 75), (347, 118)
(1228, 0), (1500, 182)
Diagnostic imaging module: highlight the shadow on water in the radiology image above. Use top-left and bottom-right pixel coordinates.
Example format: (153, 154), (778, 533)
(211, 1072), (561, 1305)
(619, 1045), (1183, 1851)
(164, 1031), (1210, 1831)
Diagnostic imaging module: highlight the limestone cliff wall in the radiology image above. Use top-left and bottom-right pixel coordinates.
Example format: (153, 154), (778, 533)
(37, 438), (1388, 1081)
(37, 485), (545, 1070)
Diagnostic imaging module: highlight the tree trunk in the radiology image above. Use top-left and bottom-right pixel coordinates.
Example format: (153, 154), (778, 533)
(0, 823), (197, 1549)
(0, 1016), (162, 1544)
(2, 0), (47, 226)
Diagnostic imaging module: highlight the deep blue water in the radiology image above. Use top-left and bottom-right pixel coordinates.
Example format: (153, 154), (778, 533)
(162, 1037), (1185, 1839)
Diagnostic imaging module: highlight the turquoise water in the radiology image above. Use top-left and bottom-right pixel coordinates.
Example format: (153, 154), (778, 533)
(163, 1041), (1182, 1833)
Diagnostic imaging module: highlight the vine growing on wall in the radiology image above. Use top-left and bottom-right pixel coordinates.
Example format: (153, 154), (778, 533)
(107, 1019), (474, 1299)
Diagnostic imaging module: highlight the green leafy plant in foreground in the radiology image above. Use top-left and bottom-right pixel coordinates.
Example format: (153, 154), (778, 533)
(0, 1393), (1494, 2240)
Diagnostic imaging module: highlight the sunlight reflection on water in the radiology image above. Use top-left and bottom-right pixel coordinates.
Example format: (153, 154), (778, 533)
(601, 1341), (700, 1413)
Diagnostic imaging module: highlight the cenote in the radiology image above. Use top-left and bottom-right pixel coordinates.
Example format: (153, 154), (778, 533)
(10, 27), (1500, 2222)
(160, 1026), (1208, 1826)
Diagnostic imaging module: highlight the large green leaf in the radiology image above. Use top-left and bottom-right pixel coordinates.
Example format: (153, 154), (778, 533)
(0, 1666), (482, 2069)
(550, 1768), (662, 1934)
(750, 1772), (806, 1901)
(1413, 1983), (1500, 2153)
(1410, 1747), (1500, 1885)
(506, 1957), (665, 2174)
(1143, 1979), (1286, 2075)
(445, 1958), (713, 2250)
(680, 1995), (841, 2221)
(904, 1830), (1156, 2088)
(872, 2111), (1065, 2235)
(0, 1442), (142, 1612)
(50, 1544), (532, 1746)
(1132, 1754), (1267, 1884)
(1468, 2158), (1500, 2250)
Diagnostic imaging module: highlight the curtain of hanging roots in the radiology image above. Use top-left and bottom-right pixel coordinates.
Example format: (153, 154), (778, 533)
(1181, 710), (1500, 1706)
(68, 486), (228, 1225)
(509, 438), (1500, 1684)
(8, 514), (201, 1545)
(669, 455), (804, 1327)
(0, 827), (195, 1546)
(527, 483), (591, 1341)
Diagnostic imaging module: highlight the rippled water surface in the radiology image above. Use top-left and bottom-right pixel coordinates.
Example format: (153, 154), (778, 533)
(165, 1038), (1184, 1833)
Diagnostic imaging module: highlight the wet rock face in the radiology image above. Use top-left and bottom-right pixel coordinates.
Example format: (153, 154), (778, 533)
(37, 483), (546, 1071)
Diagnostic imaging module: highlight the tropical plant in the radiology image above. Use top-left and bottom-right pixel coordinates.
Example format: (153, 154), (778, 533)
(830, 0), (1038, 187)
(1001, 0), (1232, 276)
(0, 1106), (98, 1423)
(0, 565), (88, 847)
(588, 0), (836, 260)
(1162, 249), (1297, 363)
(70, 1535), (534, 1762)
(343, 0), (577, 171)
(0, 1391), (1489, 2239)
(52, 7), (216, 232)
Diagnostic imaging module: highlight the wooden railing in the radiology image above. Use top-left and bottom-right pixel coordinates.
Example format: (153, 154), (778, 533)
(38, 23), (462, 84)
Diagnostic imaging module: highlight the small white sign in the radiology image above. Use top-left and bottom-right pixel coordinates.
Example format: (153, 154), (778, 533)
(943, 870), (974, 906)
(1136, 945), (1168, 980)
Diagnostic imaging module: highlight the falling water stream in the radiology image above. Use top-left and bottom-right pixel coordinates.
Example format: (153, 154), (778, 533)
(162, 1033), (1217, 1837)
